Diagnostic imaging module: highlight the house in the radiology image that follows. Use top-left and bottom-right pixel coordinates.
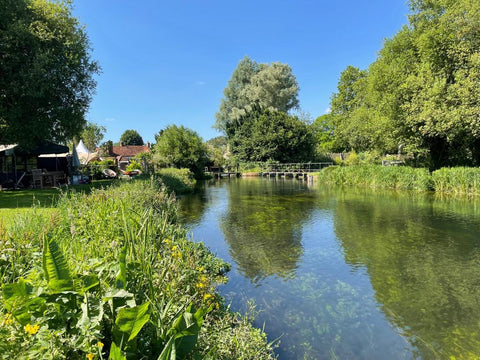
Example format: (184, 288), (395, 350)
(102, 142), (150, 171)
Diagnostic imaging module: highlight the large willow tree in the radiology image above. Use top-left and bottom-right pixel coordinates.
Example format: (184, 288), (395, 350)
(0, 0), (99, 149)
(330, 0), (480, 168)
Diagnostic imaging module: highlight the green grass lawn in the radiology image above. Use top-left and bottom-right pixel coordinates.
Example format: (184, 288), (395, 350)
(0, 180), (116, 225)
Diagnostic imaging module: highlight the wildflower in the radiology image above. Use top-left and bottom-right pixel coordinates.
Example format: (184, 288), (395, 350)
(96, 341), (104, 348)
(197, 266), (205, 273)
(3, 313), (13, 326)
(203, 293), (214, 302)
(172, 251), (182, 260)
(86, 353), (95, 360)
(164, 238), (171, 244)
(171, 245), (178, 251)
(196, 275), (209, 289)
(24, 323), (40, 335)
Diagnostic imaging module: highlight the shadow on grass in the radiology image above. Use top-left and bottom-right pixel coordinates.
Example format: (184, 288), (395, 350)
(0, 180), (116, 209)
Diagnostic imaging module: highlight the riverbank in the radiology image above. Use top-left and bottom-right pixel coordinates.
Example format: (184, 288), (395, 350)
(0, 178), (276, 359)
(315, 165), (480, 195)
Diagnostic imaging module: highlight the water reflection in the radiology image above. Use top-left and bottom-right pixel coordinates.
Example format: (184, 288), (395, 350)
(178, 180), (480, 359)
(331, 187), (480, 359)
(221, 178), (316, 283)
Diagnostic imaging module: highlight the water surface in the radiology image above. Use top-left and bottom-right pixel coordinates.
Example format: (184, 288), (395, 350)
(178, 178), (480, 359)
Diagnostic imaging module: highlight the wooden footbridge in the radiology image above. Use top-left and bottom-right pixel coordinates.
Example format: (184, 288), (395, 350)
(261, 162), (333, 179)
(206, 162), (333, 179)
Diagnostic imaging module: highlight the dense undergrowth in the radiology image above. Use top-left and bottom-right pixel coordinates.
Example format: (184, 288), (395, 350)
(317, 165), (480, 195)
(0, 178), (276, 359)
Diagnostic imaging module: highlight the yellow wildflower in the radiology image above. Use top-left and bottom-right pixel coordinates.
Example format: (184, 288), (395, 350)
(171, 245), (178, 251)
(196, 275), (209, 289)
(3, 313), (13, 326)
(24, 323), (40, 335)
(197, 266), (205, 272)
(164, 238), (171, 244)
(86, 353), (95, 360)
(203, 293), (214, 302)
(96, 341), (104, 348)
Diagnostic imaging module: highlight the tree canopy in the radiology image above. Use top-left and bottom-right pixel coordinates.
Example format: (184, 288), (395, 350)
(215, 56), (299, 134)
(0, 0), (99, 149)
(120, 129), (144, 146)
(228, 105), (315, 163)
(80, 122), (105, 151)
(329, 0), (480, 168)
(153, 125), (208, 178)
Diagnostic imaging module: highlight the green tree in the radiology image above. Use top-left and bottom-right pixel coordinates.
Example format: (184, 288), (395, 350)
(206, 136), (228, 167)
(120, 129), (144, 146)
(80, 122), (106, 151)
(153, 125), (208, 178)
(312, 113), (343, 154)
(229, 105), (315, 163)
(0, 0), (99, 149)
(330, 0), (480, 168)
(215, 56), (299, 135)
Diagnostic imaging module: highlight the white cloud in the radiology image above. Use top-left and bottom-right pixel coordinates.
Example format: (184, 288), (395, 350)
(324, 107), (331, 114)
(104, 117), (116, 122)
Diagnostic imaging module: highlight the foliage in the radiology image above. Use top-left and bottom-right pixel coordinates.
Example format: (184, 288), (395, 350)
(215, 56), (299, 133)
(206, 136), (228, 167)
(0, 179), (275, 359)
(125, 160), (142, 172)
(119, 130), (144, 146)
(431, 167), (480, 195)
(317, 165), (434, 191)
(153, 125), (208, 179)
(98, 140), (113, 156)
(312, 113), (343, 154)
(0, 0), (99, 149)
(329, 0), (480, 169)
(156, 168), (195, 194)
(228, 105), (315, 163)
(80, 122), (106, 151)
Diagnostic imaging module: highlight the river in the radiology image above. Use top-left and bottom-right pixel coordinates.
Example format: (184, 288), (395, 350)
(178, 177), (480, 359)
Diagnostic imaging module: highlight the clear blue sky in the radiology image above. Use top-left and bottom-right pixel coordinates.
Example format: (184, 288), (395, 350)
(72, 0), (409, 145)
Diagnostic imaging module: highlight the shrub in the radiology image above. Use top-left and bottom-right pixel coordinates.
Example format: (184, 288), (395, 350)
(157, 168), (196, 194)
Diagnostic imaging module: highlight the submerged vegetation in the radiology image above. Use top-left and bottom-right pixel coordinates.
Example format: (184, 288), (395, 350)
(0, 178), (276, 359)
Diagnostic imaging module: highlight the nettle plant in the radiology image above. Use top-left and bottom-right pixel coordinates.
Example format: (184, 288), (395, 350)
(0, 234), (209, 360)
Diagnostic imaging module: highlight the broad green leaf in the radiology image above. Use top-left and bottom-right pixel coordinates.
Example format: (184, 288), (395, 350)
(114, 302), (150, 342)
(108, 342), (127, 360)
(42, 236), (73, 292)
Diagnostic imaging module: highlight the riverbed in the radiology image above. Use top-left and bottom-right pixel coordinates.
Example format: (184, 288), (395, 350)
(178, 177), (480, 359)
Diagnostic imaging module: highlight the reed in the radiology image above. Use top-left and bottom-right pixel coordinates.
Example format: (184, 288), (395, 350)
(317, 165), (433, 191)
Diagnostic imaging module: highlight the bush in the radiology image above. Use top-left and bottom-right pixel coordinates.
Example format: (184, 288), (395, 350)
(156, 168), (196, 194)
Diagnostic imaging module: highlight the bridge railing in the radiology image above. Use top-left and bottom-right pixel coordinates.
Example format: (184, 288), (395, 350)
(264, 162), (333, 173)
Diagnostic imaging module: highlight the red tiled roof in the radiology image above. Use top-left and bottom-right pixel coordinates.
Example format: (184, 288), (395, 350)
(111, 145), (149, 158)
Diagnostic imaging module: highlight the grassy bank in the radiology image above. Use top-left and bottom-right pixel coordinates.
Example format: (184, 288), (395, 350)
(0, 178), (276, 359)
(316, 165), (480, 195)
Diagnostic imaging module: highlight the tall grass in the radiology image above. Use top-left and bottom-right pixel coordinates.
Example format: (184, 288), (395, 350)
(317, 165), (433, 191)
(432, 167), (480, 195)
(0, 178), (276, 359)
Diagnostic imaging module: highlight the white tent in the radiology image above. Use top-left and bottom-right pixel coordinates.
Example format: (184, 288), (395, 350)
(76, 140), (98, 164)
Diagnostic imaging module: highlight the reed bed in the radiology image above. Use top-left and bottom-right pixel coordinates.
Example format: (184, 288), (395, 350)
(317, 165), (433, 191)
